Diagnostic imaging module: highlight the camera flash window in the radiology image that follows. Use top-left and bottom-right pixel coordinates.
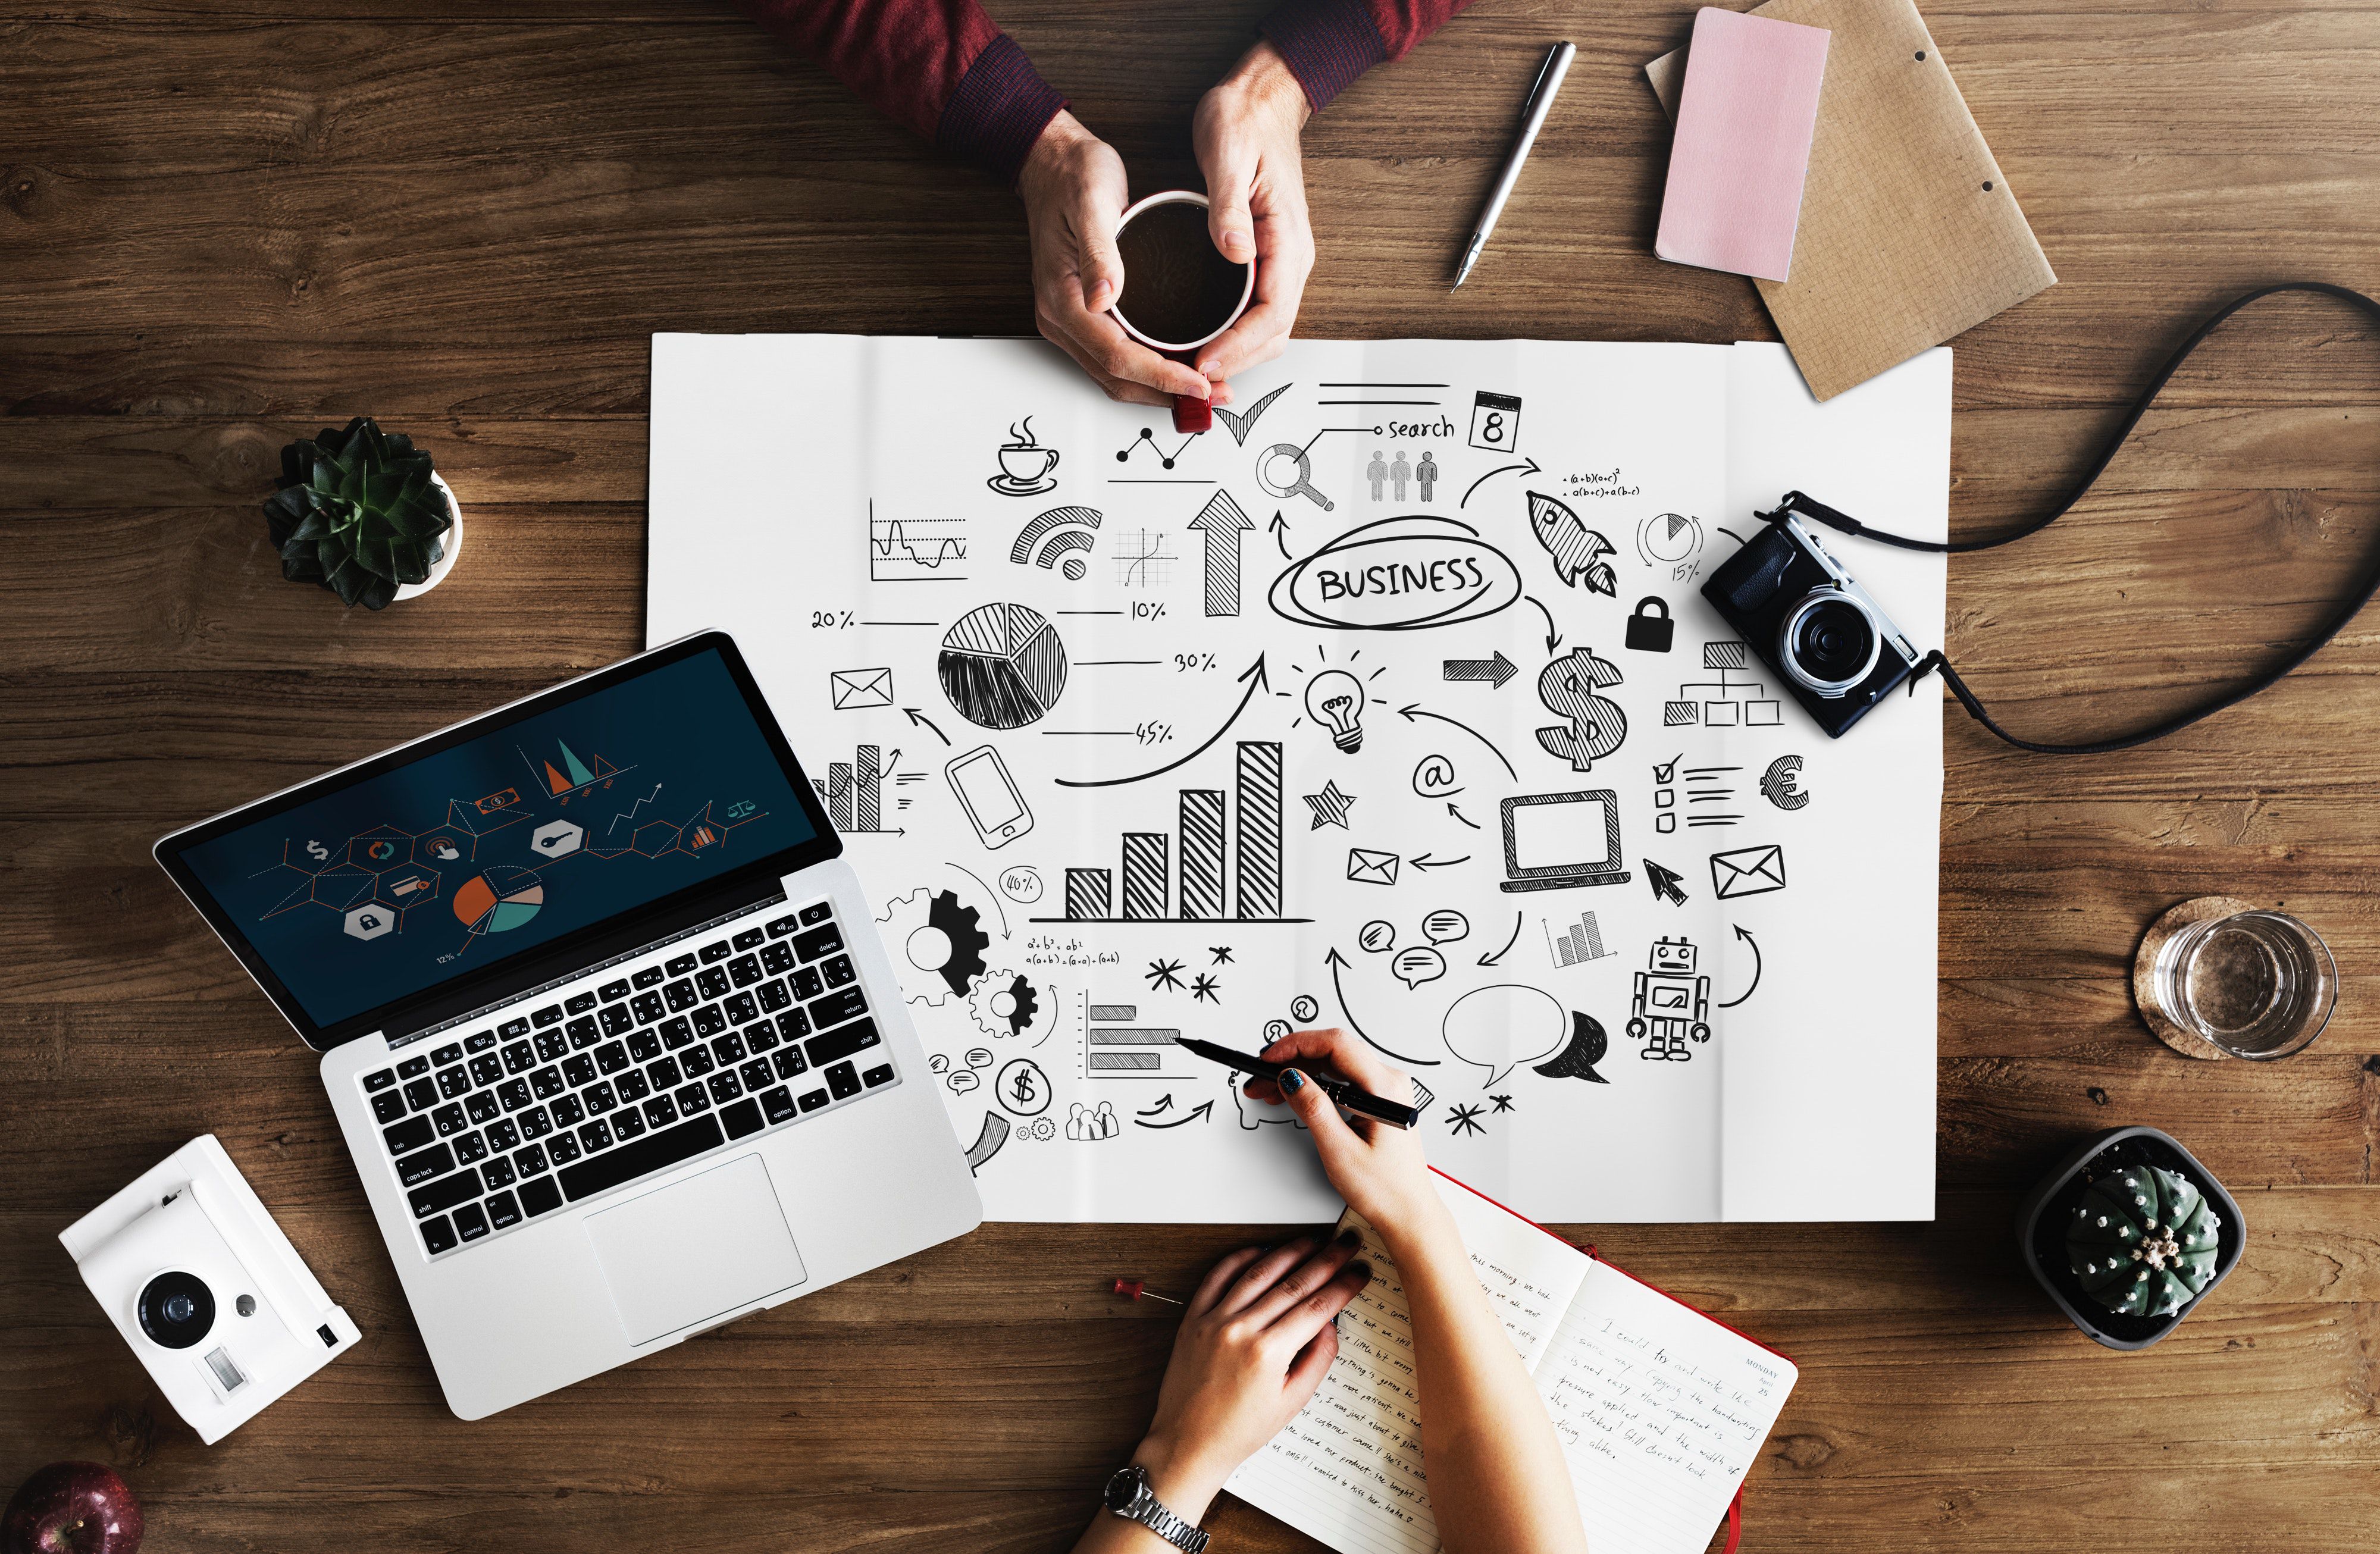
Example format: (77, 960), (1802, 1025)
(203, 1346), (249, 1392)
(236, 1293), (256, 1317)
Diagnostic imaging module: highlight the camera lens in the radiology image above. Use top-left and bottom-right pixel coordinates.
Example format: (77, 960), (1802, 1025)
(1780, 588), (1881, 695)
(137, 1271), (216, 1349)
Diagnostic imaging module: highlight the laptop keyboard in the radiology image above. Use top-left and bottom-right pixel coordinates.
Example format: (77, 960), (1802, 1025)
(359, 898), (897, 1259)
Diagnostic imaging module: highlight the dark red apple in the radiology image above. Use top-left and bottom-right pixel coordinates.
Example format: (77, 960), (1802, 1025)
(1, 1464), (142, 1554)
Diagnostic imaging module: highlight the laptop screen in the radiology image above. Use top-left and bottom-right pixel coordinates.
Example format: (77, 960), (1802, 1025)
(1505, 791), (1620, 876)
(170, 644), (819, 1034)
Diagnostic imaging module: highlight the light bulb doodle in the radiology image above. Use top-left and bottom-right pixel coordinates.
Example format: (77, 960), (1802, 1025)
(1304, 669), (1367, 753)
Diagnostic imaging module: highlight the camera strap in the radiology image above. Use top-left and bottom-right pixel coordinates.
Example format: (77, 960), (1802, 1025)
(1764, 280), (2380, 754)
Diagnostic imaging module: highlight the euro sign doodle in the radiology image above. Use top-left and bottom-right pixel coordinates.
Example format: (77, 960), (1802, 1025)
(1535, 647), (1628, 772)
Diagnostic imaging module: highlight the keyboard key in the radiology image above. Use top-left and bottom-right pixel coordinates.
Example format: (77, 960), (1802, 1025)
(746, 1022), (780, 1053)
(550, 1093), (585, 1127)
(432, 1102), (467, 1138)
(502, 1041), (536, 1074)
(421, 1215), (459, 1254)
(403, 1077), (439, 1112)
(761, 1086), (797, 1123)
(799, 901), (834, 926)
(773, 1048), (809, 1081)
(580, 1118), (614, 1152)
(599, 979), (632, 1002)
(372, 1091), (408, 1125)
(798, 1088), (830, 1113)
(733, 927), (768, 952)
(824, 1061), (862, 1100)
(518, 1107), (554, 1141)
(711, 1030), (747, 1064)
(482, 1155), (518, 1190)
(515, 1143), (549, 1176)
(647, 1055), (683, 1088)
(615, 1070), (652, 1103)
(644, 1094), (679, 1128)
(790, 967), (823, 1001)
(486, 1190), (522, 1229)
(534, 1029), (568, 1063)
(722, 992), (758, 1026)
(485, 1118), (521, 1151)
(793, 924), (844, 962)
(408, 1168), (481, 1219)
(599, 1005), (634, 1038)
(466, 1091), (500, 1124)
(862, 1063), (895, 1088)
(664, 979), (699, 1013)
(611, 1105), (647, 1141)
(777, 1008), (813, 1042)
(595, 1041), (631, 1074)
(532, 1004), (565, 1028)
(565, 992), (599, 1015)
(807, 988), (868, 1031)
(659, 1016), (695, 1049)
(530, 1066), (565, 1099)
(396, 1143), (455, 1188)
(740, 1057), (775, 1092)
(565, 1016), (601, 1049)
(519, 1176), (565, 1217)
(696, 967), (731, 1001)
(431, 1042), (464, 1066)
(383, 1116), (435, 1155)
(627, 1030), (662, 1063)
(398, 1055), (431, 1079)
(559, 1113), (725, 1202)
(437, 1066), (472, 1100)
(562, 1054), (596, 1088)
(631, 992), (665, 1025)
(455, 1202), (491, 1241)
(820, 955), (857, 989)
(692, 1006), (727, 1038)
(665, 953), (699, 977)
(455, 1131), (490, 1164)
(465, 1030), (499, 1052)
(806, 1016), (880, 1067)
(721, 1096), (765, 1139)
(469, 1053), (505, 1086)
(498, 1017), (532, 1039)
(707, 1072), (743, 1105)
(728, 954), (763, 988)
(584, 1080), (617, 1114)
(632, 965), (668, 989)
(679, 1047), (715, 1079)
(364, 1068), (397, 1092)
(496, 1079), (531, 1111)
(547, 1132), (582, 1165)
(757, 979), (792, 1014)
(699, 940), (734, 964)
(761, 942), (797, 976)
(767, 913), (799, 936)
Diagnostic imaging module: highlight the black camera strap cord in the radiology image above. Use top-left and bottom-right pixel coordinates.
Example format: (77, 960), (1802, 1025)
(1765, 280), (2380, 756)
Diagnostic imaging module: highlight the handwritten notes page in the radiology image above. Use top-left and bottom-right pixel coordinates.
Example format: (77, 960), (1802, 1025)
(1226, 1176), (1796, 1554)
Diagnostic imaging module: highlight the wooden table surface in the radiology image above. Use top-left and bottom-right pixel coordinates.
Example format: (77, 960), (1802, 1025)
(6, 0), (2378, 1548)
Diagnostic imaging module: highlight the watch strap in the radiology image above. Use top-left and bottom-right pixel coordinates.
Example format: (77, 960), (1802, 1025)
(1111, 1469), (1210, 1553)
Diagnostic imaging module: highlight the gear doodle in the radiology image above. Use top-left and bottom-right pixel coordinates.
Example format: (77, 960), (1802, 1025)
(967, 970), (1053, 1039)
(876, 886), (992, 1004)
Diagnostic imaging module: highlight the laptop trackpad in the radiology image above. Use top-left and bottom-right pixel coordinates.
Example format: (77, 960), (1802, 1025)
(584, 1154), (808, 1345)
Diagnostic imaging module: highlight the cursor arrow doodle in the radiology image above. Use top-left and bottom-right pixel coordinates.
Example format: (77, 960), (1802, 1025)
(1646, 859), (1688, 906)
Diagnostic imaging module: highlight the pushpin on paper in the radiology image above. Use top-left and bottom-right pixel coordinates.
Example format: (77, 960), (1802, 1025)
(1111, 1277), (1183, 1307)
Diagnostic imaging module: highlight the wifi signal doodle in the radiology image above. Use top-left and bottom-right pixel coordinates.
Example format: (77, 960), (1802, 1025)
(1009, 506), (1103, 581)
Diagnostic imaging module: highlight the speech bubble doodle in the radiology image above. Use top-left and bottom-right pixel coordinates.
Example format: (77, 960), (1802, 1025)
(965, 1047), (995, 1070)
(1358, 920), (1397, 953)
(1421, 909), (1470, 945)
(948, 1069), (981, 1094)
(928, 1053), (952, 1074)
(1289, 994), (1320, 1024)
(998, 866), (1045, 904)
(1269, 515), (1524, 631)
(1412, 754), (1461, 797)
(1392, 947), (1447, 990)
(1442, 985), (1568, 1087)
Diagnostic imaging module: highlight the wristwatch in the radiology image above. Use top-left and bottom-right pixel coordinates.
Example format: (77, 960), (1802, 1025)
(1102, 1464), (1210, 1553)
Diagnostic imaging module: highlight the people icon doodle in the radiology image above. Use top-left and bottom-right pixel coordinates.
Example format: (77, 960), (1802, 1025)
(1390, 449), (1411, 502)
(1066, 1100), (1120, 1141)
(1417, 450), (1438, 502)
(1367, 449), (1388, 501)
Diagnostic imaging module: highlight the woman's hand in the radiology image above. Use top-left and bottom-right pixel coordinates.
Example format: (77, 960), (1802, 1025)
(1188, 41), (1316, 386)
(1017, 110), (1219, 409)
(1102, 1236), (1371, 1536)
(1244, 1028), (1443, 1241)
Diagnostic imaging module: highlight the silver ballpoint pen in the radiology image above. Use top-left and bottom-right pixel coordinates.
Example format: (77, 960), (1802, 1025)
(1452, 41), (1577, 289)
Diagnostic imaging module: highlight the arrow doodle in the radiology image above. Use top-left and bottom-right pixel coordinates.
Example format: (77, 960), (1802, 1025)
(1411, 853), (1469, 870)
(1447, 801), (1482, 831)
(1134, 1100), (1217, 1129)
(1188, 489), (1254, 618)
(1269, 510), (1292, 559)
(1718, 924), (1762, 1008)
(1395, 703), (1517, 781)
(1059, 654), (1269, 788)
(1460, 456), (1542, 510)
(1478, 910), (1521, 966)
(903, 707), (953, 747)
(1324, 947), (1442, 1065)
(1525, 595), (1562, 653)
(1442, 650), (1517, 689)
(1136, 1095), (1175, 1117)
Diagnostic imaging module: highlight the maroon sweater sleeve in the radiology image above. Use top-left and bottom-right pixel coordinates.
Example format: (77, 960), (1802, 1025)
(1260, 0), (1476, 113)
(737, 0), (1066, 186)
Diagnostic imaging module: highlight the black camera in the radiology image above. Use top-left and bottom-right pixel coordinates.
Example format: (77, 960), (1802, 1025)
(1701, 512), (1923, 738)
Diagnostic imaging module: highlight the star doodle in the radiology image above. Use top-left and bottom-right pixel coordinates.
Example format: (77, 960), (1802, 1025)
(1489, 1094), (1516, 1113)
(1446, 1102), (1487, 1137)
(1191, 973), (1221, 1004)
(1302, 781), (1357, 830)
(1210, 946), (1235, 965)
(1145, 958), (1186, 992)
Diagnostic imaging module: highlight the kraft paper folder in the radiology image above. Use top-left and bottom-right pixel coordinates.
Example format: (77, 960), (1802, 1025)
(1648, 0), (2056, 400)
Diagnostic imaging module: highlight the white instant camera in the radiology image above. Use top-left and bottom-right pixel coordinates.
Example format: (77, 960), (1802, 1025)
(61, 1136), (359, 1444)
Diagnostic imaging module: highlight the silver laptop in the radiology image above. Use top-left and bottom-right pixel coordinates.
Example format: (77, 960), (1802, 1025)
(155, 632), (981, 1418)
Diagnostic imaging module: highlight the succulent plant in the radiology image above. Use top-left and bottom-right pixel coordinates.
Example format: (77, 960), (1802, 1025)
(264, 417), (454, 610)
(2065, 1164), (2222, 1318)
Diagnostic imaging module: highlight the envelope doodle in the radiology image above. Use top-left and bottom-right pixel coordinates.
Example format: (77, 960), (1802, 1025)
(1708, 844), (1786, 899)
(830, 666), (895, 710)
(1346, 848), (1401, 886)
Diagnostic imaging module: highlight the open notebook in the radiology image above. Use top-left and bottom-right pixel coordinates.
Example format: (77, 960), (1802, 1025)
(1226, 1171), (1796, 1554)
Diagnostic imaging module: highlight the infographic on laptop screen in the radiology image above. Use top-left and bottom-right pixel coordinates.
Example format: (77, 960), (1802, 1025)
(179, 648), (813, 1029)
(649, 335), (1950, 1224)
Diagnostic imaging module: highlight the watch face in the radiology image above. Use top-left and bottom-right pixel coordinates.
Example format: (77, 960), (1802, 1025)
(1104, 1466), (1145, 1514)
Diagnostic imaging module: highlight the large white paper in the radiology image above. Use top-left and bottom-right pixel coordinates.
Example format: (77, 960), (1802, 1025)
(648, 335), (1943, 1223)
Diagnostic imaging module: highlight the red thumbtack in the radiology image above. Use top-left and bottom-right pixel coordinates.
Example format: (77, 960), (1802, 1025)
(1112, 1277), (1184, 1306)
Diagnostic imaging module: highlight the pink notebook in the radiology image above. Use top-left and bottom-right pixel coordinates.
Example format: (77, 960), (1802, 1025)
(1655, 7), (1831, 284)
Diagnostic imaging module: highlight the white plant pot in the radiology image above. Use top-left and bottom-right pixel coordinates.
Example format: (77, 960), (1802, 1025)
(392, 472), (463, 601)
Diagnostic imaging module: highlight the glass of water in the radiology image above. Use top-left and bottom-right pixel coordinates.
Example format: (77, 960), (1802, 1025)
(2151, 909), (2337, 1060)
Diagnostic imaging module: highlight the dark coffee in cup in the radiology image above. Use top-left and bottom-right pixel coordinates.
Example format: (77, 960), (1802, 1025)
(1115, 200), (1252, 349)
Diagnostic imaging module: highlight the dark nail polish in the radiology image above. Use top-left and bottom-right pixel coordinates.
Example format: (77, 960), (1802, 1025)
(1336, 1227), (1361, 1248)
(1280, 1069), (1305, 1094)
(1347, 1261), (1372, 1281)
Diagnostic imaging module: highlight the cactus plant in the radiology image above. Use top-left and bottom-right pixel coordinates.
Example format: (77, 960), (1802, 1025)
(2065, 1164), (2222, 1318)
(264, 417), (455, 609)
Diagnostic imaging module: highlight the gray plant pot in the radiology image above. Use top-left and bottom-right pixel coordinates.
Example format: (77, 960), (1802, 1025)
(2013, 1125), (2244, 1351)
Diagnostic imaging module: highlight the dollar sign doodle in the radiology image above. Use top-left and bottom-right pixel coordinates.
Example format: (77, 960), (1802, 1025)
(1535, 647), (1627, 772)
(306, 839), (329, 860)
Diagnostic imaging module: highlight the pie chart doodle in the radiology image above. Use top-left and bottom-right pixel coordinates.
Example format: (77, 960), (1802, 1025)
(937, 602), (1068, 729)
(453, 865), (546, 934)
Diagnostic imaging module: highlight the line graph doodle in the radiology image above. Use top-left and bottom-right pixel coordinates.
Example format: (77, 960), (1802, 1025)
(868, 499), (967, 582)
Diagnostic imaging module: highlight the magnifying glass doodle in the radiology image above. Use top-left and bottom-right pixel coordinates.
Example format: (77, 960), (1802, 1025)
(1256, 443), (1335, 511)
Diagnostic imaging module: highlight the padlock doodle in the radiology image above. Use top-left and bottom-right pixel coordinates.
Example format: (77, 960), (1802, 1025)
(1624, 597), (1675, 653)
(1535, 646), (1628, 772)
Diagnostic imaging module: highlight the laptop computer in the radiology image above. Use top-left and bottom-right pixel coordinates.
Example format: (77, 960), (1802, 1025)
(154, 631), (981, 1418)
(1498, 789), (1634, 892)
